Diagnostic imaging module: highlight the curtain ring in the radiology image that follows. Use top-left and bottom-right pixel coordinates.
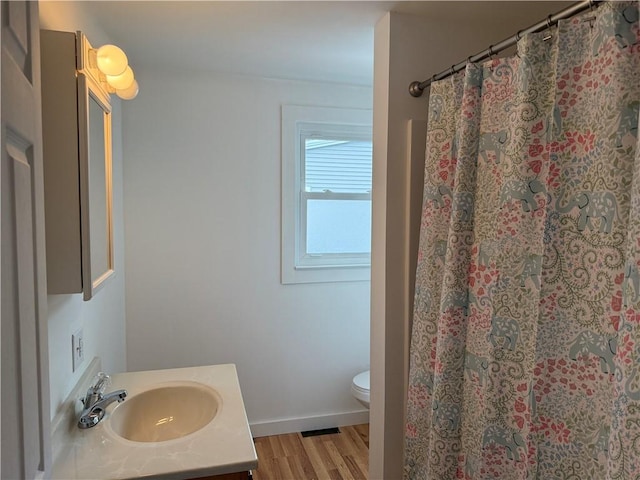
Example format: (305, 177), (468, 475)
(546, 15), (554, 28)
(450, 65), (456, 76)
(467, 56), (476, 69)
(515, 30), (523, 42)
(487, 45), (496, 72)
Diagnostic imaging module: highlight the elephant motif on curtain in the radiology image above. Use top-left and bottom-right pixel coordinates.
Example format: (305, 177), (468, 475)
(568, 331), (617, 374)
(429, 93), (445, 122)
(555, 190), (620, 233)
(453, 191), (474, 222)
(482, 426), (527, 462)
(440, 290), (469, 314)
(424, 184), (452, 209)
(500, 177), (546, 212)
(433, 239), (447, 264)
(479, 130), (509, 164)
(477, 239), (495, 267)
(518, 253), (542, 290)
(464, 351), (489, 386)
(414, 285), (432, 313)
(592, 3), (639, 55)
(479, 127), (528, 165)
(468, 290), (491, 313)
(488, 315), (520, 350)
(432, 399), (461, 434)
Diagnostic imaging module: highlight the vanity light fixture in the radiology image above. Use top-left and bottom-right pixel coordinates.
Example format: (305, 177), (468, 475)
(115, 79), (139, 100)
(106, 65), (134, 89)
(90, 42), (139, 100)
(95, 44), (128, 76)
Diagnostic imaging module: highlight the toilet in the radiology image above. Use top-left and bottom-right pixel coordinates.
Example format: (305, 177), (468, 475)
(351, 370), (370, 409)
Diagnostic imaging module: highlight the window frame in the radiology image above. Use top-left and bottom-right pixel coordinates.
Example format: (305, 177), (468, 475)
(281, 105), (372, 284)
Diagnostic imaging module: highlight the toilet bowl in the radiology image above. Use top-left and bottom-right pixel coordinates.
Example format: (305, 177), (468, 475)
(351, 370), (370, 409)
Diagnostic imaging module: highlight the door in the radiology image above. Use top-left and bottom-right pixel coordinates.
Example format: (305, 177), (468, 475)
(1, 1), (52, 478)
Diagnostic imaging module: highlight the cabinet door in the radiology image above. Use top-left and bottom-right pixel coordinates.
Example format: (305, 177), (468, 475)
(1, 0), (52, 478)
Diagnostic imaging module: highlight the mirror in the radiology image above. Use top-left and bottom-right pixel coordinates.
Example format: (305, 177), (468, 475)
(78, 72), (114, 300)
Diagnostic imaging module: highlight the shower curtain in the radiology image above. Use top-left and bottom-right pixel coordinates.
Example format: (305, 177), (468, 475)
(404, 2), (640, 479)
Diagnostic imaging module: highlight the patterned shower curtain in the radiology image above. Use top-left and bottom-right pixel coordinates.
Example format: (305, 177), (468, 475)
(404, 3), (640, 479)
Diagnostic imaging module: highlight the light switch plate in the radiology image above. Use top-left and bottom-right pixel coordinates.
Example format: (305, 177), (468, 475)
(72, 329), (84, 372)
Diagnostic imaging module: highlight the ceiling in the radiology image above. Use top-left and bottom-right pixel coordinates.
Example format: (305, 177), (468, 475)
(83, 1), (572, 86)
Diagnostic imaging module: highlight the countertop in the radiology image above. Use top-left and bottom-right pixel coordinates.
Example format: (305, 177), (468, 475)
(51, 364), (258, 480)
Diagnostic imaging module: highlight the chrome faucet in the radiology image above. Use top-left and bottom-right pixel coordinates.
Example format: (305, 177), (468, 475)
(78, 372), (127, 429)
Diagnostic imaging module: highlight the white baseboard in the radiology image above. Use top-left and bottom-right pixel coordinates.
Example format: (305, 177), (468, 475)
(249, 410), (370, 438)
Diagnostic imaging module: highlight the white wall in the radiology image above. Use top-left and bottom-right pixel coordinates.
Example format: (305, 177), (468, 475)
(122, 68), (372, 435)
(39, 2), (127, 420)
(371, 13), (429, 480)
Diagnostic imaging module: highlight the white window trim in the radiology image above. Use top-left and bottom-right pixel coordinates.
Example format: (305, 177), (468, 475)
(281, 104), (372, 284)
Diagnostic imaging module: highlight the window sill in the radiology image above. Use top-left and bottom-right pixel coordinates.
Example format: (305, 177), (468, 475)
(282, 264), (371, 284)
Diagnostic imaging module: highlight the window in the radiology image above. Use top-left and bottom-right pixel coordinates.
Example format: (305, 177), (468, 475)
(282, 105), (372, 284)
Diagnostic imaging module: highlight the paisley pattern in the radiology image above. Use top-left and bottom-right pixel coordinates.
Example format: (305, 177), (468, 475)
(404, 3), (640, 479)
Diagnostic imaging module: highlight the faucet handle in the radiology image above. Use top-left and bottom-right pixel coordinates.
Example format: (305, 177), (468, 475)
(90, 372), (111, 394)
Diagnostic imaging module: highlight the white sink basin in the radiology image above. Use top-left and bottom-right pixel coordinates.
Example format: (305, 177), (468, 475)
(52, 364), (257, 480)
(109, 381), (221, 442)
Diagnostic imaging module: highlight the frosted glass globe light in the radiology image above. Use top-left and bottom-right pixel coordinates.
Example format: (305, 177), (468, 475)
(116, 79), (139, 100)
(96, 45), (128, 76)
(106, 66), (135, 90)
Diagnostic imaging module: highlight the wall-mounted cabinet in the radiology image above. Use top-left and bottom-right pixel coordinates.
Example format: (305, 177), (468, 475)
(40, 30), (114, 301)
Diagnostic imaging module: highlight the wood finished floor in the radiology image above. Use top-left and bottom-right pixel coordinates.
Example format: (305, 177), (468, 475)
(252, 424), (369, 480)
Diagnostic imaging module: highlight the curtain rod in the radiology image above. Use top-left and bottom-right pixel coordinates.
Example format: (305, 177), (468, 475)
(408, 0), (602, 97)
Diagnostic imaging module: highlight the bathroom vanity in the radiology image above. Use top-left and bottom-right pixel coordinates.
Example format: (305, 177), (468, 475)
(51, 363), (258, 480)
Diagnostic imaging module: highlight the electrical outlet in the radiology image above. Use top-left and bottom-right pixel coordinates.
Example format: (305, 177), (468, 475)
(72, 329), (84, 372)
